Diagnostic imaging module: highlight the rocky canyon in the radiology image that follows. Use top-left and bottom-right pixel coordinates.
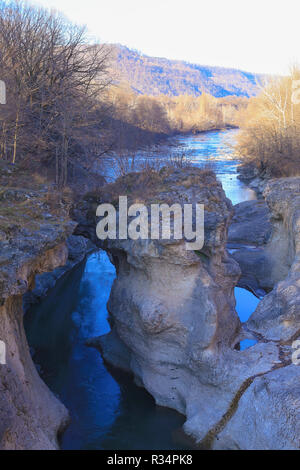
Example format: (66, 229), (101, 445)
(1, 168), (300, 450)
(76, 168), (300, 449)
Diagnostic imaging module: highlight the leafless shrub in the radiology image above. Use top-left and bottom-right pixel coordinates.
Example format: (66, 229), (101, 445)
(167, 150), (191, 168)
(236, 67), (300, 177)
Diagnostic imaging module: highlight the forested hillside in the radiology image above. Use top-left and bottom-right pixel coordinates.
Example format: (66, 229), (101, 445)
(109, 44), (265, 98)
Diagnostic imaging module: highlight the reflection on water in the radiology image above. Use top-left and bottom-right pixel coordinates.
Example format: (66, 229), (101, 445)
(234, 287), (260, 351)
(24, 252), (187, 450)
(235, 287), (260, 323)
(24, 129), (260, 450)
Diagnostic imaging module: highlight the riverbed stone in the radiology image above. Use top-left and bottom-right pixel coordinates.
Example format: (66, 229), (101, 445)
(228, 200), (272, 247)
(213, 365), (300, 450)
(227, 200), (273, 293)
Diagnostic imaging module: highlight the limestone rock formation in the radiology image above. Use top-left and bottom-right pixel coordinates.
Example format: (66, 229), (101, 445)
(228, 200), (272, 247)
(23, 235), (95, 310)
(213, 364), (300, 450)
(78, 168), (283, 446)
(228, 180), (300, 297)
(228, 199), (273, 295)
(0, 186), (73, 449)
(211, 177), (300, 449)
(247, 178), (300, 342)
(237, 162), (270, 196)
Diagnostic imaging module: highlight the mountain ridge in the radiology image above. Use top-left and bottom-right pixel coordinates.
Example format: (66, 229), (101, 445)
(108, 44), (267, 98)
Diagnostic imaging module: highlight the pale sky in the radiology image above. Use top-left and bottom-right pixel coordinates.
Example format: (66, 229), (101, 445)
(31, 0), (300, 75)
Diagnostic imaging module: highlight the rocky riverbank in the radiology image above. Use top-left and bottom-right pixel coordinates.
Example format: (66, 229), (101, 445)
(214, 177), (300, 449)
(23, 235), (95, 311)
(228, 199), (273, 295)
(237, 161), (271, 196)
(0, 184), (75, 449)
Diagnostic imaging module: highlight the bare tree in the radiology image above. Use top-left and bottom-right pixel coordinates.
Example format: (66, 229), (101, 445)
(0, 0), (111, 187)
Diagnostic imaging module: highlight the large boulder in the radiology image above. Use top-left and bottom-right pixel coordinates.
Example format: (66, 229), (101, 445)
(77, 168), (281, 444)
(228, 200), (272, 247)
(228, 200), (273, 294)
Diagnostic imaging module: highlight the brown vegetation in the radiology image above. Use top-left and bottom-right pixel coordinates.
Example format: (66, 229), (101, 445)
(236, 68), (300, 177)
(105, 83), (246, 137)
(90, 165), (218, 209)
(96, 84), (247, 178)
(157, 93), (246, 133)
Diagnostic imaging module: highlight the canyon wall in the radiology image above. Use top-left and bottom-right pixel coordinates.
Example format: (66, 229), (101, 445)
(214, 177), (300, 449)
(247, 178), (300, 342)
(0, 187), (73, 449)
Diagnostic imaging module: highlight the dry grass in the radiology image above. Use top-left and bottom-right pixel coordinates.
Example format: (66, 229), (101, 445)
(88, 166), (219, 208)
(0, 163), (72, 237)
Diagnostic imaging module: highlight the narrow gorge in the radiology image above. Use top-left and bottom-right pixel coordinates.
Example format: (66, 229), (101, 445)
(1, 0), (300, 454)
(1, 131), (299, 450)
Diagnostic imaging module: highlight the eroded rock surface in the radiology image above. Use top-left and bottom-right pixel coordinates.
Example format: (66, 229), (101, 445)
(213, 177), (300, 449)
(0, 186), (73, 449)
(228, 200), (273, 295)
(247, 178), (300, 342)
(23, 235), (95, 310)
(237, 162), (270, 196)
(228, 180), (299, 297)
(76, 168), (285, 446)
(213, 364), (300, 450)
(228, 200), (272, 247)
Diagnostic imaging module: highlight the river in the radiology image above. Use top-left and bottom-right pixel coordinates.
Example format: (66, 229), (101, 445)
(24, 129), (260, 450)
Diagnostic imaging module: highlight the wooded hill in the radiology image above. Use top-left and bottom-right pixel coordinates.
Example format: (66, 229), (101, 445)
(109, 44), (266, 98)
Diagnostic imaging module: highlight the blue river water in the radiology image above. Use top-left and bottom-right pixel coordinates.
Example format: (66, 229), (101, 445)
(175, 130), (256, 205)
(24, 129), (261, 450)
